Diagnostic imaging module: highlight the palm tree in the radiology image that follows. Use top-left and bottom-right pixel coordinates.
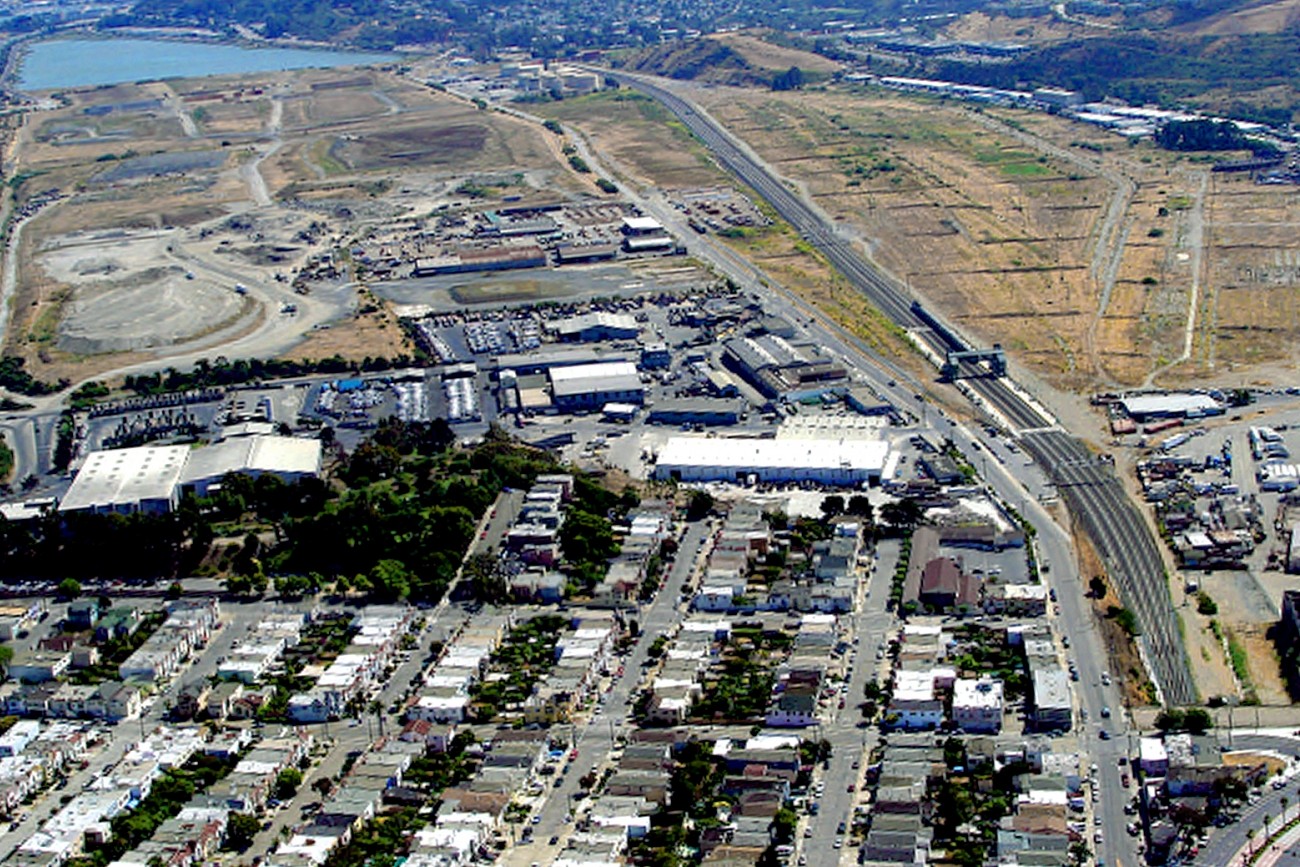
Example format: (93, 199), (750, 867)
(1247, 826), (1256, 856)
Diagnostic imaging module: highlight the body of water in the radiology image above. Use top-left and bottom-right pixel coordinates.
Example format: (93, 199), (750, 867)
(15, 37), (396, 91)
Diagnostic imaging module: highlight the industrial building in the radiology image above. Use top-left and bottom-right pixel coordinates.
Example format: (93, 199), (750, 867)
(1118, 393), (1224, 421)
(554, 242), (618, 264)
(412, 244), (547, 276)
(549, 362), (645, 410)
(60, 436), (323, 515)
(177, 435), (323, 498)
(493, 348), (623, 376)
(653, 436), (890, 485)
(647, 398), (745, 427)
(621, 216), (665, 236)
(722, 335), (846, 399)
(58, 445), (190, 515)
(550, 312), (639, 343)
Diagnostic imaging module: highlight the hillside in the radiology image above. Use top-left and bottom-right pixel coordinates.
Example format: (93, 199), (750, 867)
(613, 39), (774, 87)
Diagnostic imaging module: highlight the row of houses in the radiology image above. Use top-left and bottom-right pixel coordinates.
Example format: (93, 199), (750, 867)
(287, 606), (415, 723)
(0, 721), (95, 819)
(117, 599), (221, 684)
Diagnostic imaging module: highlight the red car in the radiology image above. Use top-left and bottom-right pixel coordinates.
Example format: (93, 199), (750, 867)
(847, 783), (856, 793)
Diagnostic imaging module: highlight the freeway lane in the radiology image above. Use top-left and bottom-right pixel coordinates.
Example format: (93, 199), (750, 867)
(602, 69), (1194, 706)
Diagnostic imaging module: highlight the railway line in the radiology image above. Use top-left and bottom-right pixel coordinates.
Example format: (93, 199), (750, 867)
(608, 71), (1197, 707)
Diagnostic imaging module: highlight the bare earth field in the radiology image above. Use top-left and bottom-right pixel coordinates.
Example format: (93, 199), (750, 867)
(678, 82), (1300, 393)
(2, 66), (589, 384)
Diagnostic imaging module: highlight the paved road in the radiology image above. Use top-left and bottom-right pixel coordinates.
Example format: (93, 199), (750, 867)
(504, 519), (714, 867)
(602, 68), (1194, 708)
(802, 539), (897, 867)
(1197, 732), (1300, 867)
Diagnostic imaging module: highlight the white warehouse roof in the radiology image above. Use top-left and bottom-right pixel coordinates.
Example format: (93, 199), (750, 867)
(549, 361), (642, 397)
(1119, 393), (1221, 418)
(60, 435), (322, 514)
(180, 435), (322, 489)
(59, 445), (190, 513)
(654, 436), (889, 484)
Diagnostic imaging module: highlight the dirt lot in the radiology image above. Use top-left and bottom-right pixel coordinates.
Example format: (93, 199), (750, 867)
(1, 66), (587, 384)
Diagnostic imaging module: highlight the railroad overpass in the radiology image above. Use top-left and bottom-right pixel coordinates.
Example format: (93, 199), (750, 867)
(604, 69), (1195, 706)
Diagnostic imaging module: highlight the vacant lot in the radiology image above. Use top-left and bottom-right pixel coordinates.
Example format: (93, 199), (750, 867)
(2, 66), (588, 385)
(679, 81), (1300, 392)
(536, 90), (730, 190)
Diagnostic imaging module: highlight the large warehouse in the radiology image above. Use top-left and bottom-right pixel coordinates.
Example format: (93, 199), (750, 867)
(59, 435), (323, 515)
(549, 361), (645, 410)
(653, 436), (890, 485)
(58, 445), (191, 515)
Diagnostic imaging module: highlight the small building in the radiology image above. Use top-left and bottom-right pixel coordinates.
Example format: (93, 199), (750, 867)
(639, 342), (671, 370)
(621, 216), (665, 236)
(1029, 669), (1072, 732)
(10, 650), (71, 684)
(952, 678), (1003, 733)
(551, 312), (639, 343)
(66, 601), (100, 630)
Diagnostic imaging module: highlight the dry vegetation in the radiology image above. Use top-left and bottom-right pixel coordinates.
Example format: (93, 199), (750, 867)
(2, 66), (588, 383)
(706, 31), (842, 73)
(678, 82), (1300, 392)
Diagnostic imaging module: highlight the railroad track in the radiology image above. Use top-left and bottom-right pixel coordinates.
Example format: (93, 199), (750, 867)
(607, 71), (1197, 706)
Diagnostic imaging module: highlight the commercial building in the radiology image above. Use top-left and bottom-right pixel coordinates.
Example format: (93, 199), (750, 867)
(653, 436), (889, 485)
(549, 362), (645, 410)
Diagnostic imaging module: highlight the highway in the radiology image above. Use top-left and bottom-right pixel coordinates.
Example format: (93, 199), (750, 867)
(605, 69), (1196, 708)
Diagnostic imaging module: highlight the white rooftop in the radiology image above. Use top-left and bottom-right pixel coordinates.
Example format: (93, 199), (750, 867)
(180, 435), (321, 485)
(656, 436), (889, 475)
(549, 361), (642, 397)
(60, 445), (189, 512)
(953, 677), (1004, 709)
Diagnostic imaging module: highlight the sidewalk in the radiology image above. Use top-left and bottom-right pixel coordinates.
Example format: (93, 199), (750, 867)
(1249, 818), (1300, 867)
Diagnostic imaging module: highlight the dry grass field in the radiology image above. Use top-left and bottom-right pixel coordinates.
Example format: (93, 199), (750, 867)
(706, 32), (842, 73)
(677, 82), (1300, 392)
(535, 90), (730, 190)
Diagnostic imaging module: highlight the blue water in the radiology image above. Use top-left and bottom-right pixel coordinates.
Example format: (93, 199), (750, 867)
(16, 38), (396, 91)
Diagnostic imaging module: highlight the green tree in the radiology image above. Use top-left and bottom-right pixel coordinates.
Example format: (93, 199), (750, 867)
(879, 498), (924, 531)
(369, 559), (412, 600)
(846, 495), (874, 522)
(1185, 707), (1213, 734)
(772, 66), (805, 91)
(686, 489), (714, 522)
(225, 811), (260, 851)
(273, 767), (303, 800)
(56, 577), (81, 600)
(820, 495), (845, 519)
